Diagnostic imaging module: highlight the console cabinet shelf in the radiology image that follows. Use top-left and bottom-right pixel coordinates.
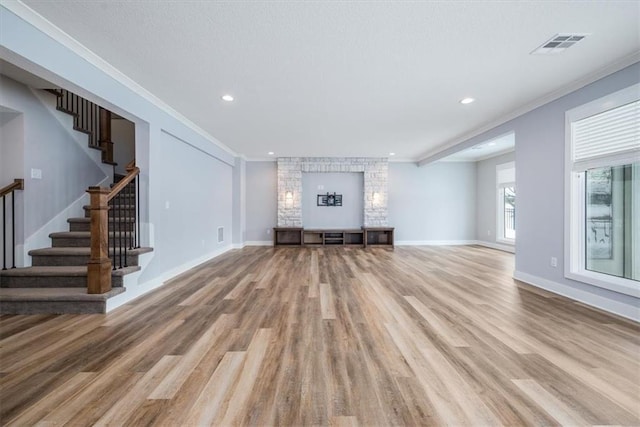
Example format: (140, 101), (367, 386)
(274, 227), (393, 248)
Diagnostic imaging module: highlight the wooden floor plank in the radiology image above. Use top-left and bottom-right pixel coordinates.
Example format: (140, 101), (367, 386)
(1, 246), (638, 426)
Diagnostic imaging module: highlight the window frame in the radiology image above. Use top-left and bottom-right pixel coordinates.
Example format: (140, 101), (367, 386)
(564, 83), (640, 298)
(496, 162), (516, 245)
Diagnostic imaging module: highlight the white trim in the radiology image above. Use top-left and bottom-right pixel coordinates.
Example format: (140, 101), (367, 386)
(417, 52), (640, 166)
(245, 157), (278, 162)
(438, 147), (515, 163)
(2, 1), (237, 160)
(232, 243), (246, 249)
(474, 240), (515, 253)
(513, 270), (639, 323)
(395, 240), (477, 246)
(565, 84), (639, 298)
(244, 240), (274, 246)
(106, 245), (234, 312)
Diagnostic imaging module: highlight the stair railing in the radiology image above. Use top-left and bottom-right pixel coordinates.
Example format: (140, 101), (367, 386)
(48, 89), (114, 164)
(86, 163), (140, 294)
(1, 179), (24, 270)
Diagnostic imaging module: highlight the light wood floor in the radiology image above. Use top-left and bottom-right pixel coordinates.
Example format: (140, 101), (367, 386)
(1, 246), (639, 426)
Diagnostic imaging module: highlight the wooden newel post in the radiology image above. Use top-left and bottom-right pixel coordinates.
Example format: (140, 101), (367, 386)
(87, 186), (112, 294)
(99, 108), (113, 163)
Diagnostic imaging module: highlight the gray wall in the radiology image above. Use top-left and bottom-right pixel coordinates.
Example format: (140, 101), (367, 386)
(302, 172), (363, 229)
(232, 157), (246, 245)
(139, 130), (233, 281)
(0, 110), (24, 264)
(246, 161), (277, 242)
(475, 151), (515, 244)
(2, 7), (237, 302)
(245, 160), (478, 244)
(388, 162), (476, 242)
(441, 62), (640, 319)
(0, 75), (106, 241)
(0, 110), (24, 184)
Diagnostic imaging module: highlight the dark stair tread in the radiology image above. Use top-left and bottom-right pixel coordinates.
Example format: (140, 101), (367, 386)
(29, 247), (153, 256)
(68, 217), (136, 223)
(0, 287), (125, 302)
(0, 265), (140, 277)
(67, 217), (90, 224)
(50, 231), (134, 238)
(83, 205), (136, 210)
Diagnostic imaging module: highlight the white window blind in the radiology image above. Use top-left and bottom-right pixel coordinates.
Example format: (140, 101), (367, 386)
(497, 162), (515, 188)
(572, 99), (640, 171)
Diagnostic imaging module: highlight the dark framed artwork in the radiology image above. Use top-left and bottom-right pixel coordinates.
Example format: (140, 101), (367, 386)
(317, 192), (343, 207)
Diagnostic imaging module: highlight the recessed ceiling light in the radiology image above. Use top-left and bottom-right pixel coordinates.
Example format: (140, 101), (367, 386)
(268, 151), (274, 155)
(487, 142), (496, 146)
(460, 97), (475, 105)
(221, 94), (234, 102)
(389, 152), (396, 156)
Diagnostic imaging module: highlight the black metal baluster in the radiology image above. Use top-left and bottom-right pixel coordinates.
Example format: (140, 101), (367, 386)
(123, 189), (128, 266)
(128, 182), (133, 250)
(2, 196), (6, 270)
(136, 177), (140, 248)
(11, 192), (16, 269)
(119, 193), (124, 268)
(110, 199), (116, 270)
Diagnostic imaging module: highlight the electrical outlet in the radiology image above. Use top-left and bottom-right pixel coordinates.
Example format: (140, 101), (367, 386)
(487, 230), (491, 236)
(266, 229), (271, 234)
(165, 201), (170, 209)
(201, 239), (205, 247)
(318, 185), (324, 190)
(31, 168), (42, 179)
(550, 257), (558, 268)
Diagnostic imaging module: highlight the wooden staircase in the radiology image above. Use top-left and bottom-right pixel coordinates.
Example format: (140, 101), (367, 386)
(0, 178), (152, 314)
(0, 90), (152, 314)
(46, 88), (117, 166)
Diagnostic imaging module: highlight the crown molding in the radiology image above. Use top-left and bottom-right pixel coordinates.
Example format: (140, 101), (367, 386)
(417, 52), (640, 166)
(1, 0), (237, 159)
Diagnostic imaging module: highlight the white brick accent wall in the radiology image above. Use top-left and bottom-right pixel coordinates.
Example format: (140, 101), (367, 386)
(277, 157), (388, 227)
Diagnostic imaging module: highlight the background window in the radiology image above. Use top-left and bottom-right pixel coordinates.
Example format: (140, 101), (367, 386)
(502, 186), (516, 240)
(497, 162), (515, 243)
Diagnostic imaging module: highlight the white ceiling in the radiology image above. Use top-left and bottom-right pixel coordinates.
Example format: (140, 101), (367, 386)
(15, 1), (640, 161)
(441, 133), (515, 162)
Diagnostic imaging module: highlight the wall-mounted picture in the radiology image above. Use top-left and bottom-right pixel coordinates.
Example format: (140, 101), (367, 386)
(586, 167), (613, 259)
(317, 192), (343, 207)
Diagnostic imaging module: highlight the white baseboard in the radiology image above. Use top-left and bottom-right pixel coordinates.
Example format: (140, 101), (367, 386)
(232, 243), (246, 249)
(106, 245), (234, 312)
(513, 270), (639, 323)
(474, 240), (516, 253)
(396, 240), (477, 246)
(244, 240), (273, 246)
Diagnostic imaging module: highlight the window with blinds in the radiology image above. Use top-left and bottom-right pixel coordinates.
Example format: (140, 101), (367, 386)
(571, 98), (640, 171)
(565, 82), (640, 296)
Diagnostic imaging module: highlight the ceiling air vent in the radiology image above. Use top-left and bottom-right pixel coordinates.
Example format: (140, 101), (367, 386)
(531, 33), (589, 55)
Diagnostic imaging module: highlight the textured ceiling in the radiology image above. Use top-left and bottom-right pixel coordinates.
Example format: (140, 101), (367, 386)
(17, 0), (640, 161)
